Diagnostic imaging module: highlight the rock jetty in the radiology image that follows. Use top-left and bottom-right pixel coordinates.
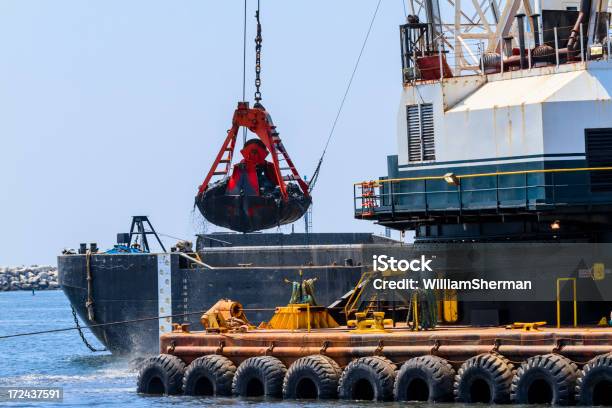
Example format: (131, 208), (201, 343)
(0, 266), (59, 291)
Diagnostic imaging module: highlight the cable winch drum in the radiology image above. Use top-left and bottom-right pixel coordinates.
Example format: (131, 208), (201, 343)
(195, 102), (311, 233)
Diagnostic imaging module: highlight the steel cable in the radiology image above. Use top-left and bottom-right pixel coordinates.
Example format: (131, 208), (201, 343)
(308, 0), (383, 192)
(242, 0), (248, 144)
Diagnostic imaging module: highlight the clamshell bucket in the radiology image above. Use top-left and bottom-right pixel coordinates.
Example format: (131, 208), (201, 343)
(195, 102), (311, 233)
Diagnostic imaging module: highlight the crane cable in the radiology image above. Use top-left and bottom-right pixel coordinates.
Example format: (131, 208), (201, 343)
(241, 0), (262, 143)
(308, 0), (383, 193)
(254, 0), (263, 105)
(242, 0), (248, 144)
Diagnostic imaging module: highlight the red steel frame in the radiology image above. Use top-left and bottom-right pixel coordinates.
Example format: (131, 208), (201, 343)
(197, 102), (310, 201)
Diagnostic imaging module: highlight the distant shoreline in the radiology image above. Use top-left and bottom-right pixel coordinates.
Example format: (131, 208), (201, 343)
(0, 266), (59, 291)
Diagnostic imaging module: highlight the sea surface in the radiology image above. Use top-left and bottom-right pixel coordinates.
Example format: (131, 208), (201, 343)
(0, 290), (526, 408)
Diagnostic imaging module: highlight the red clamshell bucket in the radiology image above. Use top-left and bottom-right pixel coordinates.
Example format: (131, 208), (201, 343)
(195, 102), (311, 233)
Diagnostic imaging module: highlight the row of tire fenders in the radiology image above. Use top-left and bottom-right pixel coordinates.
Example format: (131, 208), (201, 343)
(137, 351), (612, 405)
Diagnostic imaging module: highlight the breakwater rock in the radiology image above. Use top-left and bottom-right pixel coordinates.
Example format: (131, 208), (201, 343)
(0, 265), (59, 291)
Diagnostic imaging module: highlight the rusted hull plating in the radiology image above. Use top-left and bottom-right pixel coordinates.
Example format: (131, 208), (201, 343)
(161, 326), (612, 368)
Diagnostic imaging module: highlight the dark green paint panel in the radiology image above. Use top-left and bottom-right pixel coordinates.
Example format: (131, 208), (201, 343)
(377, 157), (612, 212)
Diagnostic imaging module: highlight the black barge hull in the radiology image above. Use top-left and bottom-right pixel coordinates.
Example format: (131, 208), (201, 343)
(59, 254), (365, 355)
(58, 235), (612, 355)
(58, 233), (384, 354)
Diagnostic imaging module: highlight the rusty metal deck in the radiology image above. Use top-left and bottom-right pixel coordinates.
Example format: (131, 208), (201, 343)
(161, 325), (612, 367)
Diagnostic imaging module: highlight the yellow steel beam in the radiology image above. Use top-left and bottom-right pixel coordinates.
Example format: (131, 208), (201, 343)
(556, 277), (578, 328)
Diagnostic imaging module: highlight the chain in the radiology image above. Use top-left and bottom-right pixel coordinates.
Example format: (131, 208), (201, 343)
(71, 305), (107, 352)
(254, 3), (262, 104)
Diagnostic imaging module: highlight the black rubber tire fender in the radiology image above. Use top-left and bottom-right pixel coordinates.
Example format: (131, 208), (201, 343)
(183, 354), (236, 396)
(575, 352), (612, 406)
(337, 356), (397, 401)
(454, 352), (514, 403)
(511, 353), (578, 405)
(136, 354), (186, 395)
(232, 355), (287, 398)
(282, 354), (341, 399)
(394, 355), (455, 402)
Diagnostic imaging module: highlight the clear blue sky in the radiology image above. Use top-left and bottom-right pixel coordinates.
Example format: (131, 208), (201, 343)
(0, 0), (405, 266)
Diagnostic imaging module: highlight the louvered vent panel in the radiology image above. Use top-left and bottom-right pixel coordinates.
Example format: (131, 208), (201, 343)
(407, 105), (422, 162)
(421, 104), (435, 161)
(406, 103), (435, 162)
(586, 128), (612, 192)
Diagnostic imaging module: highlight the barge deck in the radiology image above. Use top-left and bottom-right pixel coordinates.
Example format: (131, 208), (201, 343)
(161, 325), (612, 367)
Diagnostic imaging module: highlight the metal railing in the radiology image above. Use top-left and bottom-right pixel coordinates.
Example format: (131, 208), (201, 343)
(354, 166), (612, 217)
(556, 277), (578, 328)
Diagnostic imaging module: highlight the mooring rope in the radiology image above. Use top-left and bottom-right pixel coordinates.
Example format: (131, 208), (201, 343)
(0, 309), (213, 340)
(85, 251), (95, 322)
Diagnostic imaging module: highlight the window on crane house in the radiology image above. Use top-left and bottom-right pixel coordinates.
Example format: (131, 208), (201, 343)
(407, 103), (435, 162)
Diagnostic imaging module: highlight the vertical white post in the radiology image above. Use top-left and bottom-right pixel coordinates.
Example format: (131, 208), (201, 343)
(554, 27), (560, 67)
(157, 254), (172, 346)
(528, 36), (532, 70)
(438, 38), (444, 81)
(580, 23), (585, 62)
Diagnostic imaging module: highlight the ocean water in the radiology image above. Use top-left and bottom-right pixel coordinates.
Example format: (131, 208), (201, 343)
(0, 290), (513, 408)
